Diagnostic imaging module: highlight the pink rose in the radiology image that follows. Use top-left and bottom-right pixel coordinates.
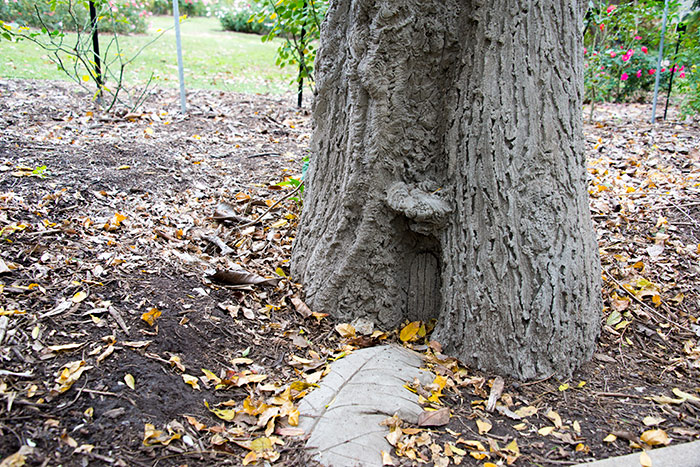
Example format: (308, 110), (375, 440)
(621, 73), (629, 81)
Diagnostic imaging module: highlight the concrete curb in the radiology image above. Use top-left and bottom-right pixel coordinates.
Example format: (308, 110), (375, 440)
(574, 440), (700, 467)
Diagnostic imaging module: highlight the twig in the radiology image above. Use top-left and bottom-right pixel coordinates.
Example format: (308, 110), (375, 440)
(519, 373), (554, 387)
(23, 229), (64, 237)
(0, 369), (34, 378)
(603, 268), (693, 333)
(592, 391), (646, 399)
(237, 183), (303, 230)
(202, 234), (235, 256)
(247, 152), (281, 158)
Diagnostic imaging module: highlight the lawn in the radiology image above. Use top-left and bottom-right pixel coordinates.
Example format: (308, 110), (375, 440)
(0, 15), (296, 94)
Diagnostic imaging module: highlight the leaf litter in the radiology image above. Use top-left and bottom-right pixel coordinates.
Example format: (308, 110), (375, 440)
(0, 83), (699, 466)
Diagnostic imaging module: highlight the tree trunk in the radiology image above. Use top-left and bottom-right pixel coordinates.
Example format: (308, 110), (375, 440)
(292, 0), (602, 380)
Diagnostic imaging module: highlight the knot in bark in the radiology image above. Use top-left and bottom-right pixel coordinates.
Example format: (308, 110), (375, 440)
(386, 181), (451, 234)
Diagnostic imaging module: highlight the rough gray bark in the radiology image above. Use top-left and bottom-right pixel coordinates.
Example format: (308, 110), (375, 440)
(292, 0), (602, 380)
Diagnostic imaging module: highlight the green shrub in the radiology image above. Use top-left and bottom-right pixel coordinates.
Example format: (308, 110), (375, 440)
(217, 5), (269, 34)
(148, 0), (217, 17)
(0, 0), (149, 34)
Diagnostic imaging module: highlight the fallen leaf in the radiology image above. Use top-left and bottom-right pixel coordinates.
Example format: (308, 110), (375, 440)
(182, 374), (200, 390)
(603, 433), (617, 442)
(399, 321), (421, 342)
(547, 410), (563, 428)
(643, 416), (666, 427)
(381, 450), (396, 466)
(185, 415), (206, 431)
(672, 388), (700, 402)
(476, 418), (492, 434)
(538, 426), (556, 436)
(640, 429), (670, 446)
(514, 406), (538, 417)
(291, 297), (312, 318)
(71, 291), (88, 303)
(640, 451), (653, 467)
(141, 308), (161, 326)
(124, 374), (135, 390)
(334, 323), (356, 338)
(417, 408), (450, 427)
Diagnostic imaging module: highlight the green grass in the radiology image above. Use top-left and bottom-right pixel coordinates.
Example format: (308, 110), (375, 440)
(0, 15), (296, 94)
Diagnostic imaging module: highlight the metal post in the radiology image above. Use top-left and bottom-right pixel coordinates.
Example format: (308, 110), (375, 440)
(297, 1), (307, 108)
(88, 1), (103, 104)
(663, 24), (685, 120)
(651, 0), (670, 124)
(173, 0), (187, 114)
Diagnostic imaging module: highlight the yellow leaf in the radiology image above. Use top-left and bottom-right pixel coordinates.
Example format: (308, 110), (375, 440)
(169, 355), (185, 372)
(476, 419), (492, 434)
(82, 75), (90, 82)
(242, 451), (257, 466)
(141, 308), (161, 326)
(640, 429), (670, 446)
(559, 383), (570, 391)
(672, 388), (700, 402)
(201, 368), (221, 385)
(144, 127), (154, 136)
(538, 426), (556, 436)
(484, 463), (499, 467)
(640, 451), (653, 467)
(117, 165), (130, 170)
(182, 374), (200, 390)
(512, 423), (527, 431)
(399, 321), (421, 342)
(381, 450), (396, 465)
(270, 219), (287, 229)
(335, 323), (356, 338)
(603, 434), (617, 442)
(505, 439), (520, 455)
(124, 374), (135, 390)
(72, 291), (88, 303)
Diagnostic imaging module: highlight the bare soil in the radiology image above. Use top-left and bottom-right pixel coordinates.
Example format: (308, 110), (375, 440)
(1, 79), (699, 467)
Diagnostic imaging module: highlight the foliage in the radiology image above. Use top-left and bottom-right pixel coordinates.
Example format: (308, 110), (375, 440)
(583, 0), (700, 118)
(0, 1), (169, 112)
(249, 0), (328, 89)
(217, 3), (269, 34)
(676, 11), (700, 116)
(0, 0), (150, 34)
(148, 0), (219, 17)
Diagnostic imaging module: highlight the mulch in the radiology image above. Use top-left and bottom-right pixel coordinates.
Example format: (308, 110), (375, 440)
(0, 79), (699, 466)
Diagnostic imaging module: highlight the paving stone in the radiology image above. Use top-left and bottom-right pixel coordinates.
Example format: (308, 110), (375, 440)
(298, 345), (433, 467)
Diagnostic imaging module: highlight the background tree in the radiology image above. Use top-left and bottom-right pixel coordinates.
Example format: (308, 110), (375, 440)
(292, 0), (603, 380)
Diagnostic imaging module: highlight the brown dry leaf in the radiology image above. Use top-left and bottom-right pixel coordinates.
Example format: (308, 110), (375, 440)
(547, 410), (563, 428)
(643, 416), (666, 427)
(334, 323), (356, 338)
(514, 406), (538, 418)
(486, 376), (505, 412)
(184, 415), (206, 431)
(538, 426), (556, 436)
(417, 408), (450, 427)
(640, 429), (670, 446)
(291, 297), (312, 318)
